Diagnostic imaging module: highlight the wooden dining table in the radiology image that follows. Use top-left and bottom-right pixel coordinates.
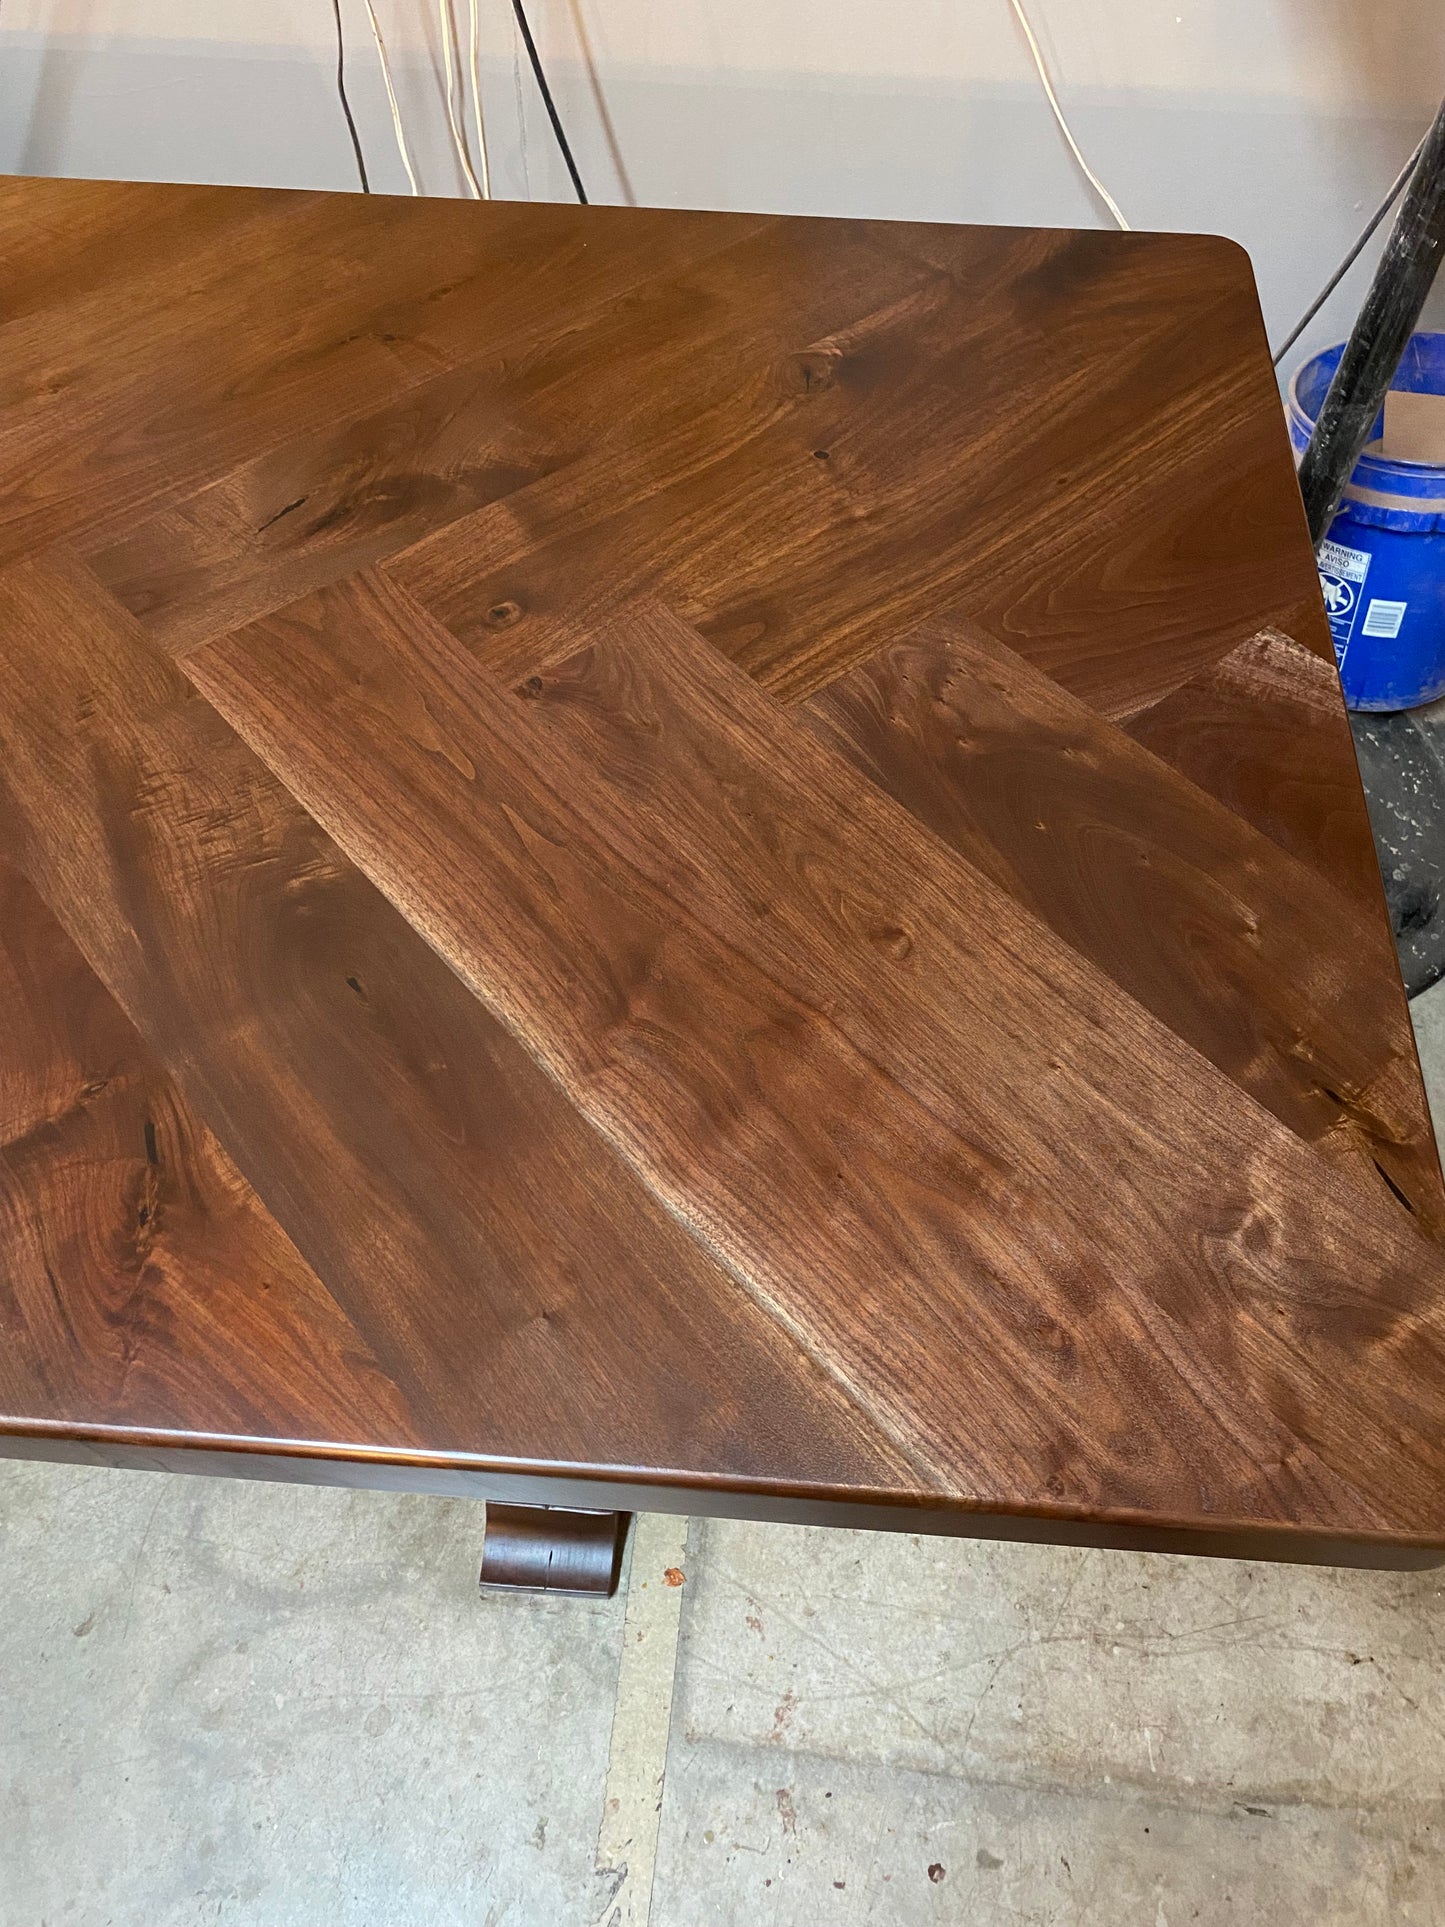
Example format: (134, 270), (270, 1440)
(3, 173), (1443, 1594)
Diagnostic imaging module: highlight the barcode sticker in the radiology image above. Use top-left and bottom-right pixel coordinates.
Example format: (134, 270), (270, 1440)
(1361, 598), (1408, 639)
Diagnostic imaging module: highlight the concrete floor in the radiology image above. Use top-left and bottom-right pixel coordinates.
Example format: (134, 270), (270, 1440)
(5, 994), (1445, 1925)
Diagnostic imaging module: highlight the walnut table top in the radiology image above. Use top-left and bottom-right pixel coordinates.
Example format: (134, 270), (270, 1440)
(2, 175), (1441, 1570)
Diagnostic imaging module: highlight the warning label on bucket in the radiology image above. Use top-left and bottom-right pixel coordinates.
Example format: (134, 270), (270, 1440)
(1317, 537), (1372, 666)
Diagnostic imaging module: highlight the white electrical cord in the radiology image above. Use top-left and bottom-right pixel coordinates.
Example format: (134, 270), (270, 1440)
(439, 0), (484, 196)
(467, 0), (493, 198)
(1006, 0), (1130, 232)
(361, 0), (421, 194)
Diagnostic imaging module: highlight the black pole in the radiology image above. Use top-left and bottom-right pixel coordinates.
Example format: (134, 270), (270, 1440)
(1298, 95), (1445, 547)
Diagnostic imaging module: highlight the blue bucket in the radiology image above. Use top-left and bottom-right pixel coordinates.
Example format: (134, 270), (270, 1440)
(1287, 332), (1445, 711)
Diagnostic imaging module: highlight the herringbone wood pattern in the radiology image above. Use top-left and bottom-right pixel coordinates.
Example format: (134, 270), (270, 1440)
(2, 176), (1441, 1565)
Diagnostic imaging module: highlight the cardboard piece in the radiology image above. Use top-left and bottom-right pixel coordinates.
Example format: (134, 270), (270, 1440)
(1382, 388), (1445, 465)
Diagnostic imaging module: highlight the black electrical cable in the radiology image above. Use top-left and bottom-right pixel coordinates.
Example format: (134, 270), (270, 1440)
(331, 0), (371, 194)
(1272, 132), (1427, 368)
(509, 0), (587, 203)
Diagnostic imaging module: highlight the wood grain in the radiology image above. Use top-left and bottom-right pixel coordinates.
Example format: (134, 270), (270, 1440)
(1, 175), (1438, 1563)
(1, 181), (763, 566)
(1123, 628), (1390, 908)
(0, 856), (412, 1449)
(188, 580), (1445, 1544)
(381, 227), (1321, 709)
(0, 554), (906, 1496)
(799, 617), (1444, 1232)
(84, 214), (933, 657)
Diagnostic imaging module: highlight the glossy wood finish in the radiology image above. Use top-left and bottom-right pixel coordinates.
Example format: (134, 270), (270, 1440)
(0, 555), (892, 1494)
(800, 618), (1442, 1230)
(479, 1506), (626, 1597)
(0, 858), (410, 1448)
(1121, 628), (1390, 911)
(1, 174), (1441, 1567)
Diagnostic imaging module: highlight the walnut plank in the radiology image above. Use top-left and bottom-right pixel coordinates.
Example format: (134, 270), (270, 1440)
(799, 618), (1443, 1233)
(0, 555), (903, 1496)
(381, 228), (1322, 708)
(187, 579), (1445, 1547)
(0, 857), (413, 1450)
(83, 215), (935, 657)
(1123, 629), (1389, 909)
(0, 180), (765, 565)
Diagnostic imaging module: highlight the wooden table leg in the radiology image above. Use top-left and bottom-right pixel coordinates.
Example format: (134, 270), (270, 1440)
(479, 1504), (628, 1597)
